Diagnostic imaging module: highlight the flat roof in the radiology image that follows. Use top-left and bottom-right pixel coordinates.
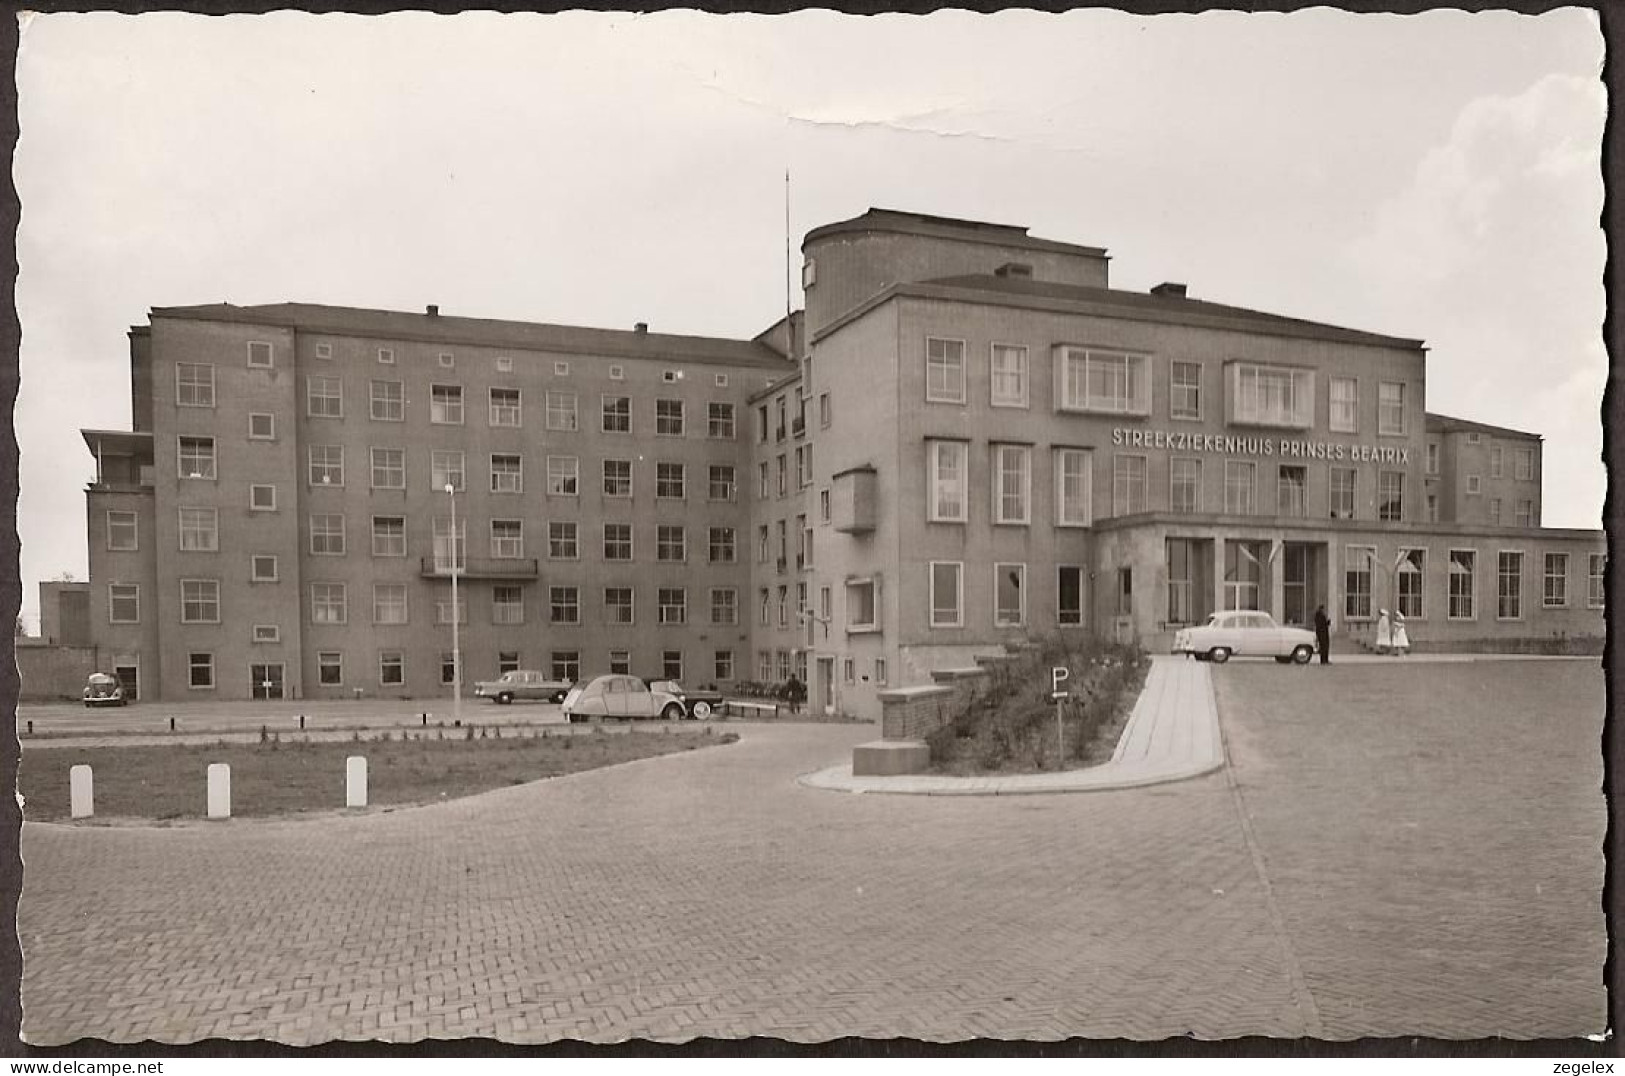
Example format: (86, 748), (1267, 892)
(1426, 412), (1543, 441)
(81, 429), (153, 456)
(803, 208), (1110, 260)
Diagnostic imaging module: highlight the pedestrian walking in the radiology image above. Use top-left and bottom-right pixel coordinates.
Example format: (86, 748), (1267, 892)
(1392, 611), (1411, 656)
(1313, 603), (1331, 665)
(782, 673), (805, 715)
(1376, 608), (1393, 655)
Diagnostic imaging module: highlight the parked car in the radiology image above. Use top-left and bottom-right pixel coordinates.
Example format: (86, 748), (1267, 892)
(82, 672), (128, 707)
(1172, 610), (1318, 665)
(472, 669), (573, 705)
(647, 680), (725, 719)
(561, 675), (686, 723)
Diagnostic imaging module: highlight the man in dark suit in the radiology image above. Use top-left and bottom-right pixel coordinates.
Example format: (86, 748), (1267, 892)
(1314, 604), (1332, 665)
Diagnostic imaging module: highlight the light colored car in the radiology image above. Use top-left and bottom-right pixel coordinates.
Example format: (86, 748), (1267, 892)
(473, 669), (573, 705)
(1172, 610), (1318, 665)
(562, 675), (687, 723)
(647, 680), (724, 719)
(82, 672), (127, 707)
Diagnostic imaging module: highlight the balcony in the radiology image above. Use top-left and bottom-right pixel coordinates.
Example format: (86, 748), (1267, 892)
(420, 557), (540, 580)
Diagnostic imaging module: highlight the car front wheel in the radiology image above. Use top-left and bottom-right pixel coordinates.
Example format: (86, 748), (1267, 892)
(691, 700), (712, 719)
(496, 693), (513, 705)
(1291, 644), (1314, 665)
(1208, 647), (1231, 664)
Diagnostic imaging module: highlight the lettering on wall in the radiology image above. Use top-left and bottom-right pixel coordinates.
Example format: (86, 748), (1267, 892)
(1111, 427), (1411, 466)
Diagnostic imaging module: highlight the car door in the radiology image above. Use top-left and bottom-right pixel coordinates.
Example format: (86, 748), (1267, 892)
(626, 677), (656, 718)
(520, 671), (544, 700)
(1241, 612), (1274, 656)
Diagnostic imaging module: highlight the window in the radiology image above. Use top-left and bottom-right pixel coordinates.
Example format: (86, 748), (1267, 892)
(1396, 549), (1425, 619)
(756, 650), (773, 681)
(776, 397), (787, 441)
(757, 526), (770, 564)
(1590, 554), (1606, 608)
(1378, 472), (1404, 522)
(709, 527), (736, 564)
(440, 352), (457, 369)
(776, 586), (789, 628)
(1112, 455), (1148, 516)
(602, 395), (631, 433)
(498, 651), (520, 675)
(317, 652), (343, 686)
(658, 588), (687, 625)
(1330, 467), (1356, 520)
(108, 583), (139, 623)
(1488, 445), (1505, 479)
(180, 579), (220, 623)
(656, 399), (685, 436)
(309, 445), (344, 487)
(440, 653), (460, 686)
(1170, 361), (1202, 420)
(1498, 551), (1523, 619)
(1230, 363), (1312, 428)
(431, 516), (465, 572)
(1057, 348), (1150, 415)
(1448, 551), (1476, 619)
(990, 344), (1028, 407)
(1544, 553), (1569, 608)
(995, 563), (1025, 627)
(714, 650), (735, 682)
(490, 519), (523, 559)
(602, 523), (632, 561)
(709, 465), (737, 502)
(246, 341), (273, 368)
(429, 384), (463, 425)
(930, 562), (963, 627)
(377, 348), (396, 365)
(1048, 448), (1092, 526)
(705, 402), (736, 441)
(436, 597), (468, 626)
(1115, 568), (1133, 617)
(373, 584), (407, 624)
(777, 520), (788, 564)
(657, 525), (687, 563)
(370, 380), (404, 421)
(1514, 500), (1533, 528)
(656, 462), (686, 500)
(493, 586), (524, 625)
(307, 376), (343, 418)
(757, 462), (771, 499)
(1343, 547), (1374, 620)
(496, 357), (513, 374)
(759, 587), (771, 627)
(178, 436), (216, 480)
(549, 521), (579, 560)
(603, 459), (632, 498)
(431, 450), (465, 492)
(314, 343), (333, 360)
(1170, 458), (1201, 514)
(541, 652), (578, 685)
(309, 514), (345, 555)
(928, 440), (968, 522)
(490, 388), (523, 428)
(820, 393), (831, 428)
(1490, 498), (1503, 524)
(249, 412), (275, 440)
(546, 456), (579, 497)
(595, 586), (636, 627)
(710, 587), (738, 625)
(490, 454), (522, 494)
(311, 582), (347, 625)
(1224, 543), (1264, 611)
(544, 391), (577, 432)
(1278, 465), (1307, 518)
(1058, 567), (1084, 626)
(795, 446), (810, 489)
(372, 516), (405, 557)
(1378, 381), (1406, 435)
(379, 652), (404, 686)
(176, 363), (215, 407)
(777, 456), (788, 497)
(874, 658), (888, 686)
(1166, 539), (1197, 623)
(249, 484), (277, 511)
(177, 507), (217, 552)
(250, 554), (277, 582)
(1427, 443), (1440, 475)
(993, 445), (1031, 524)
(925, 338), (967, 403)
(1426, 494), (1440, 523)
(662, 651), (684, 681)
(1466, 474), (1482, 496)
(103, 510), (138, 551)
(1329, 377), (1358, 433)
(819, 488), (831, 524)
(371, 447), (405, 489)
(1516, 448), (1535, 482)
(189, 652), (215, 689)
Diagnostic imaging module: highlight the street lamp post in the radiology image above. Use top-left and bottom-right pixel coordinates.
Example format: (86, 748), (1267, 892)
(445, 483), (462, 728)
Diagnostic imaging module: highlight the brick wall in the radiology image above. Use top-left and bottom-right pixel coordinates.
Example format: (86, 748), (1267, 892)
(18, 644), (100, 701)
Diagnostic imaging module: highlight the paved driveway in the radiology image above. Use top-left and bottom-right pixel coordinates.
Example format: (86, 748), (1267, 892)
(19, 661), (1605, 1044)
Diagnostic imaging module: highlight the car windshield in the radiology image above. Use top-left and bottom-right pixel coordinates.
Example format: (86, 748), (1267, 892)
(1204, 614), (1221, 626)
(661, 681), (684, 693)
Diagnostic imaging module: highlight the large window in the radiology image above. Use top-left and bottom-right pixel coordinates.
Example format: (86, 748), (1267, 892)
(1497, 551), (1523, 619)
(549, 521), (578, 560)
(379, 652), (404, 686)
(429, 384), (463, 425)
(1166, 539), (1197, 624)
(309, 445), (344, 487)
(994, 563), (1025, 627)
(1448, 550), (1476, 619)
(655, 399), (685, 436)
(544, 391), (580, 432)
(1378, 381), (1407, 435)
(925, 338), (966, 403)
(1544, 552), (1569, 607)
(1329, 467), (1356, 520)
(547, 456), (578, 496)
(603, 523), (632, 561)
(1378, 471), (1405, 522)
(370, 380), (404, 421)
(1112, 454), (1147, 516)
(846, 579), (877, 630)
(309, 514), (345, 555)
(431, 450), (465, 492)
(1224, 461), (1256, 515)
(993, 444), (1031, 524)
(372, 516), (405, 557)
(1229, 363), (1312, 428)
(307, 375), (343, 418)
(1170, 361), (1202, 420)
(1057, 348), (1150, 415)
(1329, 377), (1358, 433)
(1343, 546), (1374, 620)
(311, 583), (347, 625)
(1056, 449), (1092, 526)
(1396, 549), (1425, 619)
(373, 584), (407, 624)
(178, 436), (216, 480)
(177, 508), (216, 552)
(658, 587), (687, 625)
(656, 524), (686, 563)
(656, 462), (686, 500)
(180, 579), (220, 624)
(108, 583), (139, 623)
(490, 519), (523, 559)
(431, 517), (465, 572)
(708, 402), (736, 440)
(1170, 457), (1201, 514)
(1590, 554), (1606, 608)
(1515, 500), (1533, 528)
(928, 440), (968, 522)
(990, 344), (1028, 407)
(711, 587), (738, 625)
(601, 395), (631, 433)
(605, 587), (634, 625)
(490, 387), (522, 428)
(714, 650), (735, 682)
(490, 454), (522, 494)
(709, 465), (737, 502)
(1223, 543), (1264, 611)
(708, 526), (736, 564)
(549, 586), (580, 625)
(189, 652), (215, 690)
(1277, 465), (1306, 518)
(1515, 447), (1535, 482)
(371, 447), (405, 489)
(176, 363), (215, 407)
(551, 652), (582, 685)
(1058, 567), (1084, 626)
(1489, 446), (1504, 479)
(602, 459), (632, 498)
(318, 652), (343, 687)
(930, 561), (963, 627)
(491, 586), (524, 625)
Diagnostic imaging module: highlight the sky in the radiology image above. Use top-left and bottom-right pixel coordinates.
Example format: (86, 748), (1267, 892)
(13, 8), (1606, 632)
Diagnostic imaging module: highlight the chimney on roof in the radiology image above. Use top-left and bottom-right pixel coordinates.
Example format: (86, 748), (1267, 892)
(1151, 282), (1187, 298)
(994, 262), (1034, 279)
(426, 304), (440, 317)
(634, 322), (648, 334)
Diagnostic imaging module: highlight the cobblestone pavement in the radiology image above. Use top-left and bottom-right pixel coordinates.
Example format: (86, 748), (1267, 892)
(20, 661), (1605, 1045)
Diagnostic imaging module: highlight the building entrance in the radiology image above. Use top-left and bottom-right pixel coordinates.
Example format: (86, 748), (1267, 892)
(817, 656), (835, 717)
(251, 663), (286, 700)
(113, 659), (139, 702)
(1281, 542), (1327, 627)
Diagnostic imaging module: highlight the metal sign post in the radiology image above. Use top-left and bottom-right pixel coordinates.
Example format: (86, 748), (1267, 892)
(1051, 666), (1070, 765)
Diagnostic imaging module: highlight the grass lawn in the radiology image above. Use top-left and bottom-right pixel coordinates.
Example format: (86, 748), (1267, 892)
(21, 727), (737, 822)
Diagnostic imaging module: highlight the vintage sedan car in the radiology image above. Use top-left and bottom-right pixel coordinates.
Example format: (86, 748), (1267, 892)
(562, 675), (687, 723)
(82, 672), (128, 707)
(647, 680), (725, 719)
(1172, 611), (1318, 665)
(472, 669), (574, 705)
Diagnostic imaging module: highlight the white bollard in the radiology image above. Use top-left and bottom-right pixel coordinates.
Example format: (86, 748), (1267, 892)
(69, 765), (93, 819)
(345, 756), (367, 808)
(206, 763), (231, 819)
